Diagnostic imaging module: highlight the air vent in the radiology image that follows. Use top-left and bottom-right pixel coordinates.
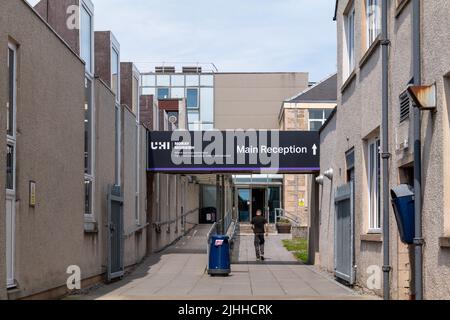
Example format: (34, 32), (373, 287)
(399, 91), (411, 123)
(182, 66), (202, 74)
(155, 66), (175, 73)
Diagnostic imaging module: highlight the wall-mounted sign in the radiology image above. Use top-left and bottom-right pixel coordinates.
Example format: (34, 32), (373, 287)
(29, 181), (36, 207)
(147, 130), (320, 174)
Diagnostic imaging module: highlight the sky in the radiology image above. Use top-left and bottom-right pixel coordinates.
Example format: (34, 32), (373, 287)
(28, 0), (337, 82)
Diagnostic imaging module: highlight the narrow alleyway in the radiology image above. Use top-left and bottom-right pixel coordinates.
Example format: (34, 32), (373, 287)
(70, 225), (365, 300)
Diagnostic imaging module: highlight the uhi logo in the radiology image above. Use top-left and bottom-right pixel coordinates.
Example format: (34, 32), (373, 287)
(151, 142), (171, 150)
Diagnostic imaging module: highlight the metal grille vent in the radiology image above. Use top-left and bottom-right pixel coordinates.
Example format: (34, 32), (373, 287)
(400, 91), (411, 123)
(155, 66), (175, 73)
(182, 66), (202, 73)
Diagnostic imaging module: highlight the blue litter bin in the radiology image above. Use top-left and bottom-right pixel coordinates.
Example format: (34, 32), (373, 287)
(391, 185), (415, 245)
(208, 235), (231, 276)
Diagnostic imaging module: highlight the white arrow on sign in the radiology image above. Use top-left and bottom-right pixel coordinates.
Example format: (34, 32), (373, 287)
(312, 144), (318, 156)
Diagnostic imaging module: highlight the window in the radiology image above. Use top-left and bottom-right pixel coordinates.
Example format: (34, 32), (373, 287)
(132, 76), (139, 115)
(188, 111), (199, 123)
(366, 0), (381, 48)
(84, 78), (94, 216)
(111, 47), (119, 101)
(187, 88), (199, 109)
(171, 87), (185, 99)
(6, 145), (14, 191)
(171, 75), (185, 86)
(346, 148), (355, 182)
(368, 138), (381, 232)
(156, 75), (170, 86)
(200, 75), (214, 87)
(344, 3), (356, 78)
(80, 4), (93, 74)
(200, 87), (214, 123)
(141, 75), (155, 87)
(7, 47), (15, 137)
(84, 79), (93, 174)
(7, 43), (17, 192)
(84, 180), (93, 215)
(308, 109), (333, 131)
(157, 88), (169, 99)
(142, 87), (155, 96)
(186, 75), (199, 86)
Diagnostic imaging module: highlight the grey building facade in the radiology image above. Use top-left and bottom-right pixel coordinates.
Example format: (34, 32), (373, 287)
(316, 0), (450, 299)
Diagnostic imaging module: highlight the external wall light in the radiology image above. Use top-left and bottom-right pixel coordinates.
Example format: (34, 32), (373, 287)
(324, 168), (334, 180)
(315, 175), (324, 185)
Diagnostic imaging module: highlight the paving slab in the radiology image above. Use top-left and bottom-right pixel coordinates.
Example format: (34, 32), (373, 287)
(69, 225), (372, 300)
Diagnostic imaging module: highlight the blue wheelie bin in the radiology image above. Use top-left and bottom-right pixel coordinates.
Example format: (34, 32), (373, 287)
(391, 184), (415, 245)
(208, 235), (231, 276)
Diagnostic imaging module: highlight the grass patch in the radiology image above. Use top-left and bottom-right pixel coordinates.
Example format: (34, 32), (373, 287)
(282, 238), (308, 264)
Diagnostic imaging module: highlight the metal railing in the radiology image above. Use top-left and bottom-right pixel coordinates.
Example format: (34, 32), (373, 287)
(153, 208), (199, 230)
(206, 210), (237, 270)
(274, 208), (301, 227)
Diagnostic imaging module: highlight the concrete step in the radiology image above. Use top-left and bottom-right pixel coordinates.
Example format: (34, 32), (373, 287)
(238, 223), (277, 235)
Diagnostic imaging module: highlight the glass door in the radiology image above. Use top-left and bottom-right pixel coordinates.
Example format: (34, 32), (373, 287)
(238, 189), (251, 223)
(268, 187), (281, 224)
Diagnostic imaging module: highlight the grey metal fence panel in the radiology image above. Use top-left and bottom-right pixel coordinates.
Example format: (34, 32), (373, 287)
(107, 185), (124, 282)
(334, 182), (355, 285)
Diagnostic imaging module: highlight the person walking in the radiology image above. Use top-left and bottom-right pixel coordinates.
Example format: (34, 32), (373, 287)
(251, 209), (269, 261)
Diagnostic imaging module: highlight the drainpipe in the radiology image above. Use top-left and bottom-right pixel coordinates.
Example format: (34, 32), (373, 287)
(412, 0), (423, 301)
(381, 0), (392, 300)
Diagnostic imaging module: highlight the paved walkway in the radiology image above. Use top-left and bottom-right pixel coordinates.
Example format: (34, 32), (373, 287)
(70, 225), (365, 300)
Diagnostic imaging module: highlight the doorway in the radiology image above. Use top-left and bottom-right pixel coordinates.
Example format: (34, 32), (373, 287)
(251, 188), (266, 220)
(238, 189), (250, 223)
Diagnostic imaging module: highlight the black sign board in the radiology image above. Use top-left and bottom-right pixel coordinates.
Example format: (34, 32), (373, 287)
(147, 130), (320, 174)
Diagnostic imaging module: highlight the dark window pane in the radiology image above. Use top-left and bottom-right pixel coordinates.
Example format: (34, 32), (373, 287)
(325, 109), (334, 119)
(84, 78), (92, 174)
(157, 88), (169, 99)
(7, 48), (14, 136)
(6, 145), (14, 190)
(187, 88), (198, 109)
(309, 109), (324, 120)
(84, 180), (92, 215)
(309, 121), (323, 131)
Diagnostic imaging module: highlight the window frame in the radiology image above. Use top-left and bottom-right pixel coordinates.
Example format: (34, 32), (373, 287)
(344, 3), (356, 79)
(186, 87), (199, 109)
(110, 35), (120, 104)
(368, 137), (381, 233)
(133, 66), (141, 225)
(79, 0), (94, 76)
(366, 0), (381, 49)
(157, 87), (170, 100)
(84, 75), (95, 219)
(7, 43), (17, 194)
(308, 109), (333, 131)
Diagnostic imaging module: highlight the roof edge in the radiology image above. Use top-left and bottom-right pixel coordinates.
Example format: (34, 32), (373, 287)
(284, 73), (337, 103)
(333, 0), (339, 21)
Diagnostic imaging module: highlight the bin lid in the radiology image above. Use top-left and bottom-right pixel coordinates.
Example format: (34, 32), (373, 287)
(391, 184), (414, 198)
(212, 235), (229, 240)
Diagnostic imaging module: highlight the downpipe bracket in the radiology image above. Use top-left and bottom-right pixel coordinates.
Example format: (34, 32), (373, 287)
(381, 152), (391, 160)
(382, 265), (392, 273)
(414, 237), (425, 246)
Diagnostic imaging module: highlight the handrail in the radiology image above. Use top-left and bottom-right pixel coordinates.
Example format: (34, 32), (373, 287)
(206, 222), (218, 269)
(154, 208), (199, 228)
(275, 208), (301, 227)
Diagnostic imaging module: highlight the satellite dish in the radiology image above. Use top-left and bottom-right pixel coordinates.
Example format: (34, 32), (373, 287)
(169, 115), (178, 124)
